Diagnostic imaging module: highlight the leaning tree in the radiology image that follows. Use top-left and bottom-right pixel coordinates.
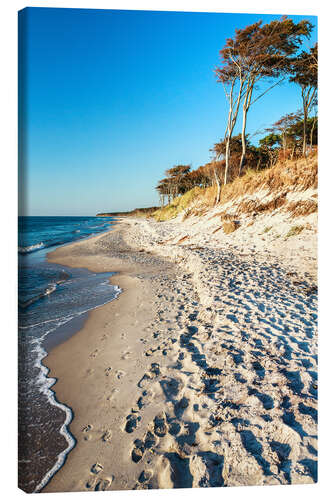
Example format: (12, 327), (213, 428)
(216, 17), (313, 177)
(215, 46), (247, 189)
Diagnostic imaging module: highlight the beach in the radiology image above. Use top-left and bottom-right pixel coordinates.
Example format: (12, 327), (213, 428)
(43, 214), (317, 491)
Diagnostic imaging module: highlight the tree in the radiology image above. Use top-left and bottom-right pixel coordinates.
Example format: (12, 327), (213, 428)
(156, 165), (191, 206)
(156, 178), (172, 206)
(211, 134), (260, 180)
(265, 111), (302, 156)
(215, 56), (247, 188)
(165, 164), (191, 199)
(259, 133), (281, 167)
(217, 18), (313, 177)
(290, 43), (318, 155)
(286, 116), (318, 150)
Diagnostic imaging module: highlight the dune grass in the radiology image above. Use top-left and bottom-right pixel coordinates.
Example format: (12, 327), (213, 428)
(153, 187), (203, 221)
(152, 153), (317, 222)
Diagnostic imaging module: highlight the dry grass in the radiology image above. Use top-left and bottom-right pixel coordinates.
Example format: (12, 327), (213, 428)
(237, 191), (288, 215)
(220, 213), (236, 221)
(152, 154), (317, 222)
(182, 207), (208, 221)
(153, 187), (203, 221)
(223, 221), (240, 234)
(286, 200), (318, 217)
(207, 154), (317, 208)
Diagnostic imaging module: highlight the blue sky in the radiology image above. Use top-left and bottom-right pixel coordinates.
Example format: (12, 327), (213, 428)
(18, 8), (317, 216)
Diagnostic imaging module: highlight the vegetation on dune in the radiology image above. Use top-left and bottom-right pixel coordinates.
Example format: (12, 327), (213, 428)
(154, 16), (317, 218)
(152, 153), (317, 221)
(286, 225), (304, 237)
(215, 17), (314, 183)
(153, 187), (203, 222)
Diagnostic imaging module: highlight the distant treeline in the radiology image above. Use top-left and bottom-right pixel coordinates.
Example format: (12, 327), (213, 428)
(97, 207), (159, 217)
(156, 17), (317, 206)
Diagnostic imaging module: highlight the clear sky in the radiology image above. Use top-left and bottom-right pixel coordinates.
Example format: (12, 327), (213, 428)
(18, 7), (317, 216)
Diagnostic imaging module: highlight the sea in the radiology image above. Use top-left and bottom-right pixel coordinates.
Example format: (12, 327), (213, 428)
(18, 216), (120, 493)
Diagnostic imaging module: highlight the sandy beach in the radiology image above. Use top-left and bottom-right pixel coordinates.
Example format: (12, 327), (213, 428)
(42, 212), (317, 491)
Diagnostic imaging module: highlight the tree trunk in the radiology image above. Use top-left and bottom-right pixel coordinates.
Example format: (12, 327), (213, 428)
(214, 167), (221, 205)
(310, 116), (317, 150)
(282, 131), (287, 156)
(224, 136), (231, 185)
(302, 88), (308, 157)
(239, 82), (253, 176)
(302, 109), (307, 156)
(239, 105), (247, 176)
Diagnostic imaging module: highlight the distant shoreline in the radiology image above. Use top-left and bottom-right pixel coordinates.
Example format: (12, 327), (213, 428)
(96, 206), (159, 217)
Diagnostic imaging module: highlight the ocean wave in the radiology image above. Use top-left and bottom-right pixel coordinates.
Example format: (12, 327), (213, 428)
(30, 285), (122, 492)
(18, 242), (45, 254)
(19, 239), (70, 255)
(19, 283), (57, 309)
(32, 341), (76, 493)
(19, 220), (113, 256)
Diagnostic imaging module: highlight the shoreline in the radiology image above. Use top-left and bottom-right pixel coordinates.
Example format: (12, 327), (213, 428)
(43, 220), (178, 492)
(42, 217), (317, 491)
(19, 221), (123, 493)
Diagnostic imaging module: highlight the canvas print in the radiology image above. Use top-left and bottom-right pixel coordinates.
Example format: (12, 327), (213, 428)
(18, 7), (318, 493)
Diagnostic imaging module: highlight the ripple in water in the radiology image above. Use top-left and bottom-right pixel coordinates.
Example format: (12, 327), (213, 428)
(18, 216), (119, 492)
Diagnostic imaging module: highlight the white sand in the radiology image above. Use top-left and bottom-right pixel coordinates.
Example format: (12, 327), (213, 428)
(44, 195), (317, 491)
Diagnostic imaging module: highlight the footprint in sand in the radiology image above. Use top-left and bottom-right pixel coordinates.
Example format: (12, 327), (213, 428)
(102, 430), (112, 442)
(125, 412), (141, 433)
(86, 475), (113, 491)
(82, 424), (93, 440)
(138, 363), (161, 388)
(134, 469), (153, 489)
(86, 368), (95, 377)
(132, 442), (144, 463)
(94, 478), (113, 491)
(121, 350), (131, 360)
(107, 388), (119, 401)
(116, 370), (126, 379)
(137, 389), (154, 409)
(105, 367), (112, 376)
(82, 424), (93, 433)
(139, 469), (153, 483)
(91, 463), (103, 474)
(89, 349), (99, 359)
(131, 431), (157, 463)
(154, 412), (168, 437)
